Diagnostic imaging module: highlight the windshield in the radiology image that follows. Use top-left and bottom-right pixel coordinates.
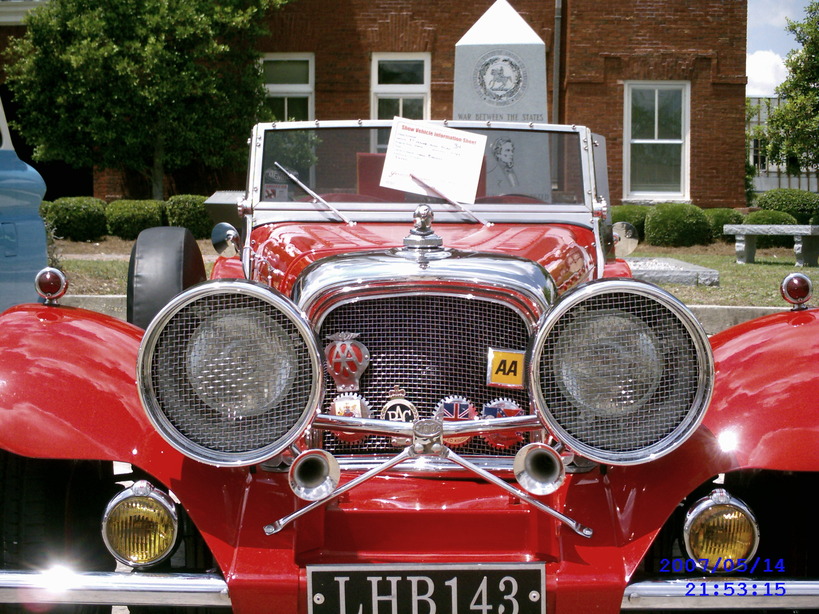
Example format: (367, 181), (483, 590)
(258, 126), (586, 206)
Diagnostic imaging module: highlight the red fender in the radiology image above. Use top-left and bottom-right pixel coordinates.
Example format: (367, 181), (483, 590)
(705, 307), (819, 471)
(0, 304), (153, 461)
(0, 304), (249, 573)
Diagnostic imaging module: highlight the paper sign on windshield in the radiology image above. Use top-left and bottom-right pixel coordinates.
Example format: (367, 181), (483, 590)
(379, 117), (487, 204)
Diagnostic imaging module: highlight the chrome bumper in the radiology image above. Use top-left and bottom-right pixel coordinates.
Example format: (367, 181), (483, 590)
(622, 579), (819, 609)
(0, 570), (230, 607)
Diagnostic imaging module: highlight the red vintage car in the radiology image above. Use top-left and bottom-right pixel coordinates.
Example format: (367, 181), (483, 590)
(1, 120), (817, 613)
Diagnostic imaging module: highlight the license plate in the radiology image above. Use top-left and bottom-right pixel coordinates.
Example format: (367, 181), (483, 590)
(307, 563), (545, 614)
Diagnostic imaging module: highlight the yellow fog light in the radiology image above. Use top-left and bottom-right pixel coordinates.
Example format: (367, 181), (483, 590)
(102, 480), (178, 568)
(683, 488), (759, 573)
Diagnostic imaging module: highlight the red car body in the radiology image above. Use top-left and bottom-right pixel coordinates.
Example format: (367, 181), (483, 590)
(0, 120), (816, 613)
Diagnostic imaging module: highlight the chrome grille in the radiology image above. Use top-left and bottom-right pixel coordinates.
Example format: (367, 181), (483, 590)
(318, 295), (532, 456)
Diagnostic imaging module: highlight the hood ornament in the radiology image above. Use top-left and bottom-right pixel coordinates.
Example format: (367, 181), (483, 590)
(403, 204), (443, 250)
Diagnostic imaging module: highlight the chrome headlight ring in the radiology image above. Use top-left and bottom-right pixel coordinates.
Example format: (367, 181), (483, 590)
(529, 279), (714, 465)
(137, 280), (323, 467)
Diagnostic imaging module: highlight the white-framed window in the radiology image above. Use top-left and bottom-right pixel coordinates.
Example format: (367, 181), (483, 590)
(371, 52), (431, 121)
(623, 81), (690, 201)
(262, 53), (314, 121)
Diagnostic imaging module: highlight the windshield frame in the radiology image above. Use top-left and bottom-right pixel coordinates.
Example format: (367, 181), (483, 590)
(246, 120), (604, 227)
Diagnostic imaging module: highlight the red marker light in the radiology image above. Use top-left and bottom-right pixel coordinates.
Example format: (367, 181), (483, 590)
(780, 272), (812, 308)
(34, 267), (68, 302)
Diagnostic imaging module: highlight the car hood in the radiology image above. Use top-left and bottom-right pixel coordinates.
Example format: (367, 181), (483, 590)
(244, 221), (596, 296)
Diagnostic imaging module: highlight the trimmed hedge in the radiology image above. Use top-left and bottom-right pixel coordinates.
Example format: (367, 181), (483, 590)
(106, 199), (165, 240)
(611, 205), (650, 241)
(756, 188), (819, 224)
(703, 207), (745, 242)
(744, 209), (798, 248)
(43, 196), (108, 241)
(644, 202), (712, 247)
(166, 194), (212, 239)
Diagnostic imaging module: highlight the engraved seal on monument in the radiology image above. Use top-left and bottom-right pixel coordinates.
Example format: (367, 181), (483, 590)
(473, 49), (528, 107)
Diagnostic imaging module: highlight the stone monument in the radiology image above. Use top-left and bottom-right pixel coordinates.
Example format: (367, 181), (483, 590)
(453, 0), (551, 200)
(453, 0), (547, 123)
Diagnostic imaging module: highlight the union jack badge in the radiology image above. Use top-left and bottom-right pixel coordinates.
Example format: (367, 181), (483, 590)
(380, 385), (419, 448)
(328, 393), (370, 443)
(482, 398), (524, 449)
(325, 332), (370, 392)
(434, 396), (477, 447)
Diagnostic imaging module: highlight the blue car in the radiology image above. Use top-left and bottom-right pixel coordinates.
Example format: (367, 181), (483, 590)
(0, 98), (47, 313)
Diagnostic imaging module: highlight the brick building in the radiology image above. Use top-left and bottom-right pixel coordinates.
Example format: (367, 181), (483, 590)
(1, 0), (748, 208)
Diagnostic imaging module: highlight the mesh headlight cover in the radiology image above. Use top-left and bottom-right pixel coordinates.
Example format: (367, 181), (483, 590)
(138, 281), (323, 466)
(529, 279), (713, 465)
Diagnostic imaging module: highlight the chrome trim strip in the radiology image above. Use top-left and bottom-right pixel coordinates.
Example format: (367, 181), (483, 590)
(621, 579), (819, 609)
(293, 251), (557, 330)
(0, 571), (230, 607)
(252, 205), (596, 227)
(312, 413), (542, 438)
(260, 119), (587, 133)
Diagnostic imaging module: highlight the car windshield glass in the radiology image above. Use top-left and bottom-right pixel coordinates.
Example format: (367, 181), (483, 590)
(260, 127), (585, 206)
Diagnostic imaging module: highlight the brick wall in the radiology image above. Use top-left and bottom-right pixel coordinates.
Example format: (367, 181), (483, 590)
(263, 0), (747, 208)
(0, 0), (748, 206)
(561, 0), (747, 208)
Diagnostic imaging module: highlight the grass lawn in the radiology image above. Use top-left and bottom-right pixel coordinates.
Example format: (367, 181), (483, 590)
(55, 237), (816, 307)
(633, 242), (811, 307)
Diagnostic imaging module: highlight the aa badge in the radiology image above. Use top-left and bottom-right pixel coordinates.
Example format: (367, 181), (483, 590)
(325, 332), (370, 392)
(486, 348), (525, 389)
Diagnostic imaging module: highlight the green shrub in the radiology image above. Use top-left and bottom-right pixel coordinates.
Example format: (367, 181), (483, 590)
(756, 188), (819, 224)
(611, 205), (650, 241)
(43, 196), (107, 241)
(744, 209), (798, 248)
(703, 208), (745, 242)
(644, 202), (712, 247)
(106, 199), (165, 240)
(165, 194), (212, 239)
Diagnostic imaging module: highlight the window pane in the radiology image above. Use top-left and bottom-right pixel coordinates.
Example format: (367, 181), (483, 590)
(377, 97), (400, 119)
(631, 89), (656, 139)
(287, 97), (309, 121)
(263, 60), (310, 85)
(402, 98), (424, 119)
(657, 89), (682, 139)
(378, 60), (424, 85)
(630, 143), (682, 192)
(264, 97), (286, 121)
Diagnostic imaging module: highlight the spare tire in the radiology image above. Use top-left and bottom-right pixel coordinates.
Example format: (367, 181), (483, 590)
(127, 227), (207, 329)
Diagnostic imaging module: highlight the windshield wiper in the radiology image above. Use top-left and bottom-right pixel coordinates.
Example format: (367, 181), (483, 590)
(274, 161), (355, 226)
(410, 174), (492, 227)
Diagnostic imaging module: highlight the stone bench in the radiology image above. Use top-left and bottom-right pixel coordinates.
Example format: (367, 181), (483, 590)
(722, 224), (819, 266)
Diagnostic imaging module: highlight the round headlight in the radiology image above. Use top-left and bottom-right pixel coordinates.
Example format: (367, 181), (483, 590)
(684, 489), (759, 572)
(137, 281), (323, 466)
(102, 481), (178, 568)
(529, 279), (713, 465)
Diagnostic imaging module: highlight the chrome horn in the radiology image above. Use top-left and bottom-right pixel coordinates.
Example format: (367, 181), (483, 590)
(289, 449), (341, 501)
(513, 443), (566, 496)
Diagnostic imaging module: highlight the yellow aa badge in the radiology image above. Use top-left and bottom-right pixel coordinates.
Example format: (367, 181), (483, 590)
(486, 348), (525, 389)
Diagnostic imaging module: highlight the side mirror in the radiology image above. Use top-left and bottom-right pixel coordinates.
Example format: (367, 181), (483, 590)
(211, 222), (242, 259)
(612, 221), (639, 258)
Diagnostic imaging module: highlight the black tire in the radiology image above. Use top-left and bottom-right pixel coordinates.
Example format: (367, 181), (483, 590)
(0, 451), (114, 613)
(127, 227), (207, 329)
